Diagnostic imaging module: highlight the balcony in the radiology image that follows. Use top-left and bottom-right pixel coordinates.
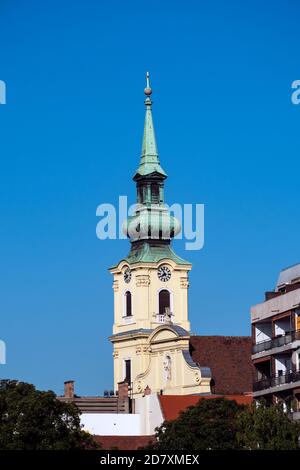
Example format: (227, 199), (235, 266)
(253, 369), (300, 392)
(122, 315), (134, 325)
(252, 329), (300, 354)
(156, 313), (174, 324)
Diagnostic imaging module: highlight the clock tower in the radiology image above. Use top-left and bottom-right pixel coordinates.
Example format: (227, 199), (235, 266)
(109, 74), (211, 397)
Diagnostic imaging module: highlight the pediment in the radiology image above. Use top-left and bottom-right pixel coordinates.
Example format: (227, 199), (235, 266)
(150, 328), (178, 343)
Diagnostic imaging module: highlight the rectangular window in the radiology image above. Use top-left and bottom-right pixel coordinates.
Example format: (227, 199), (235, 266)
(296, 312), (300, 331)
(152, 184), (159, 203)
(137, 187), (143, 203)
(125, 359), (131, 384)
(125, 291), (132, 317)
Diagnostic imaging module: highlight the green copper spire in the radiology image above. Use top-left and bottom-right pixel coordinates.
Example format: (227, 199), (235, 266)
(110, 72), (190, 268)
(133, 72), (167, 179)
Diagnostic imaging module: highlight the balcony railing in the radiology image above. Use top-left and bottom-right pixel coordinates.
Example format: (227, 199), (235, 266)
(253, 369), (300, 392)
(122, 315), (134, 325)
(156, 313), (174, 324)
(252, 329), (300, 354)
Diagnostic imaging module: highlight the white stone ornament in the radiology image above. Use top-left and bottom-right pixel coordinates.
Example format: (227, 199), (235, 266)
(163, 355), (172, 382)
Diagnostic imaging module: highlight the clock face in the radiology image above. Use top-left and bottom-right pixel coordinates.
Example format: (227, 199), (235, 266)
(124, 267), (132, 284)
(157, 265), (171, 282)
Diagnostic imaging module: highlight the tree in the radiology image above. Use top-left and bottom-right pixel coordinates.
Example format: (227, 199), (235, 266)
(151, 398), (245, 450)
(0, 380), (98, 450)
(236, 400), (300, 450)
(149, 397), (300, 451)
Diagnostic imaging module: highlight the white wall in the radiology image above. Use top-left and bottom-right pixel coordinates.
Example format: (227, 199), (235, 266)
(80, 394), (164, 436)
(275, 356), (291, 375)
(134, 394), (164, 435)
(255, 323), (272, 343)
(81, 413), (141, 436)
(292, 349), (300, 370)
(274, 318), (291, 336)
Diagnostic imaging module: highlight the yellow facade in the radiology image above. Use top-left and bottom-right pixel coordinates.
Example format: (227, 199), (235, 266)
(110, 259), (191, 334)
(109, 260), (211, 397)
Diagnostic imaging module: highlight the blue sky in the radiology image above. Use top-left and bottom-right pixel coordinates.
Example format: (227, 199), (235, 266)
(0, 0), (299, 395)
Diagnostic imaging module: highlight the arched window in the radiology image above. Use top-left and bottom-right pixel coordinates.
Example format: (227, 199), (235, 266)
(125, 291), (132, 317)
(159, 289), (170, 315)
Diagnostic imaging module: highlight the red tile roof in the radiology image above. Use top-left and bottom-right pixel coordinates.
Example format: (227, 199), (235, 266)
(159, 394), (253, 422)
(190, 336), (254, 394)
(93, 435), (155, 450)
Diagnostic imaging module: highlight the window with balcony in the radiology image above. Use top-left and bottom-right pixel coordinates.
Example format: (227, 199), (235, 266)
(255, 359), (271, 381)
(156, 289), (173, 323)
(275, 355), (292, 376)
(255, 322), (272, 344)
(274, 316), (292, 337)
(159, 289), (170, 315)
(253, 355), (300, 392)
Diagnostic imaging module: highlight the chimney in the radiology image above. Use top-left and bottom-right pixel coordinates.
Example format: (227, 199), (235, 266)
(64, 380), (75, 398)
(117, 381), (129, 400)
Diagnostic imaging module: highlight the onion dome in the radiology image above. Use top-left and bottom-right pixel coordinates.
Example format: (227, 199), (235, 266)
(123, 207), (181, 242)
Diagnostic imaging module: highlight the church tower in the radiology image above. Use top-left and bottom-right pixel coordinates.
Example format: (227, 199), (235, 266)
(109, 74), (211, 397)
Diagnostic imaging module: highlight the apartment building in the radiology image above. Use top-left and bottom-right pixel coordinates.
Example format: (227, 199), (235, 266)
(251, 264), (300, 417)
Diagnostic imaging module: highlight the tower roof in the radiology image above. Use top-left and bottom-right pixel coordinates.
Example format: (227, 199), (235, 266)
(123, 241), (190, 265)
(133, 72), (167, 180)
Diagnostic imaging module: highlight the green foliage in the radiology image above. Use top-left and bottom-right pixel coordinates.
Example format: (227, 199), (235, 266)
(236, 400), (300, 450)
(0, 380), (98, 450)
(151, 398), (244, 450)
(149, 397), (300, 451)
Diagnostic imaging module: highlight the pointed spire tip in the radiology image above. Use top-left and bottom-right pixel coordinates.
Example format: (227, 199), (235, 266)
(144, 71), (152, 97)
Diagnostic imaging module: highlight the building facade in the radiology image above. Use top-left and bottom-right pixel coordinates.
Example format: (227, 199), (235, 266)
(190, 335), (253, 395)
(109, 74), (212, 397)
(251, 264), (300, 417)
